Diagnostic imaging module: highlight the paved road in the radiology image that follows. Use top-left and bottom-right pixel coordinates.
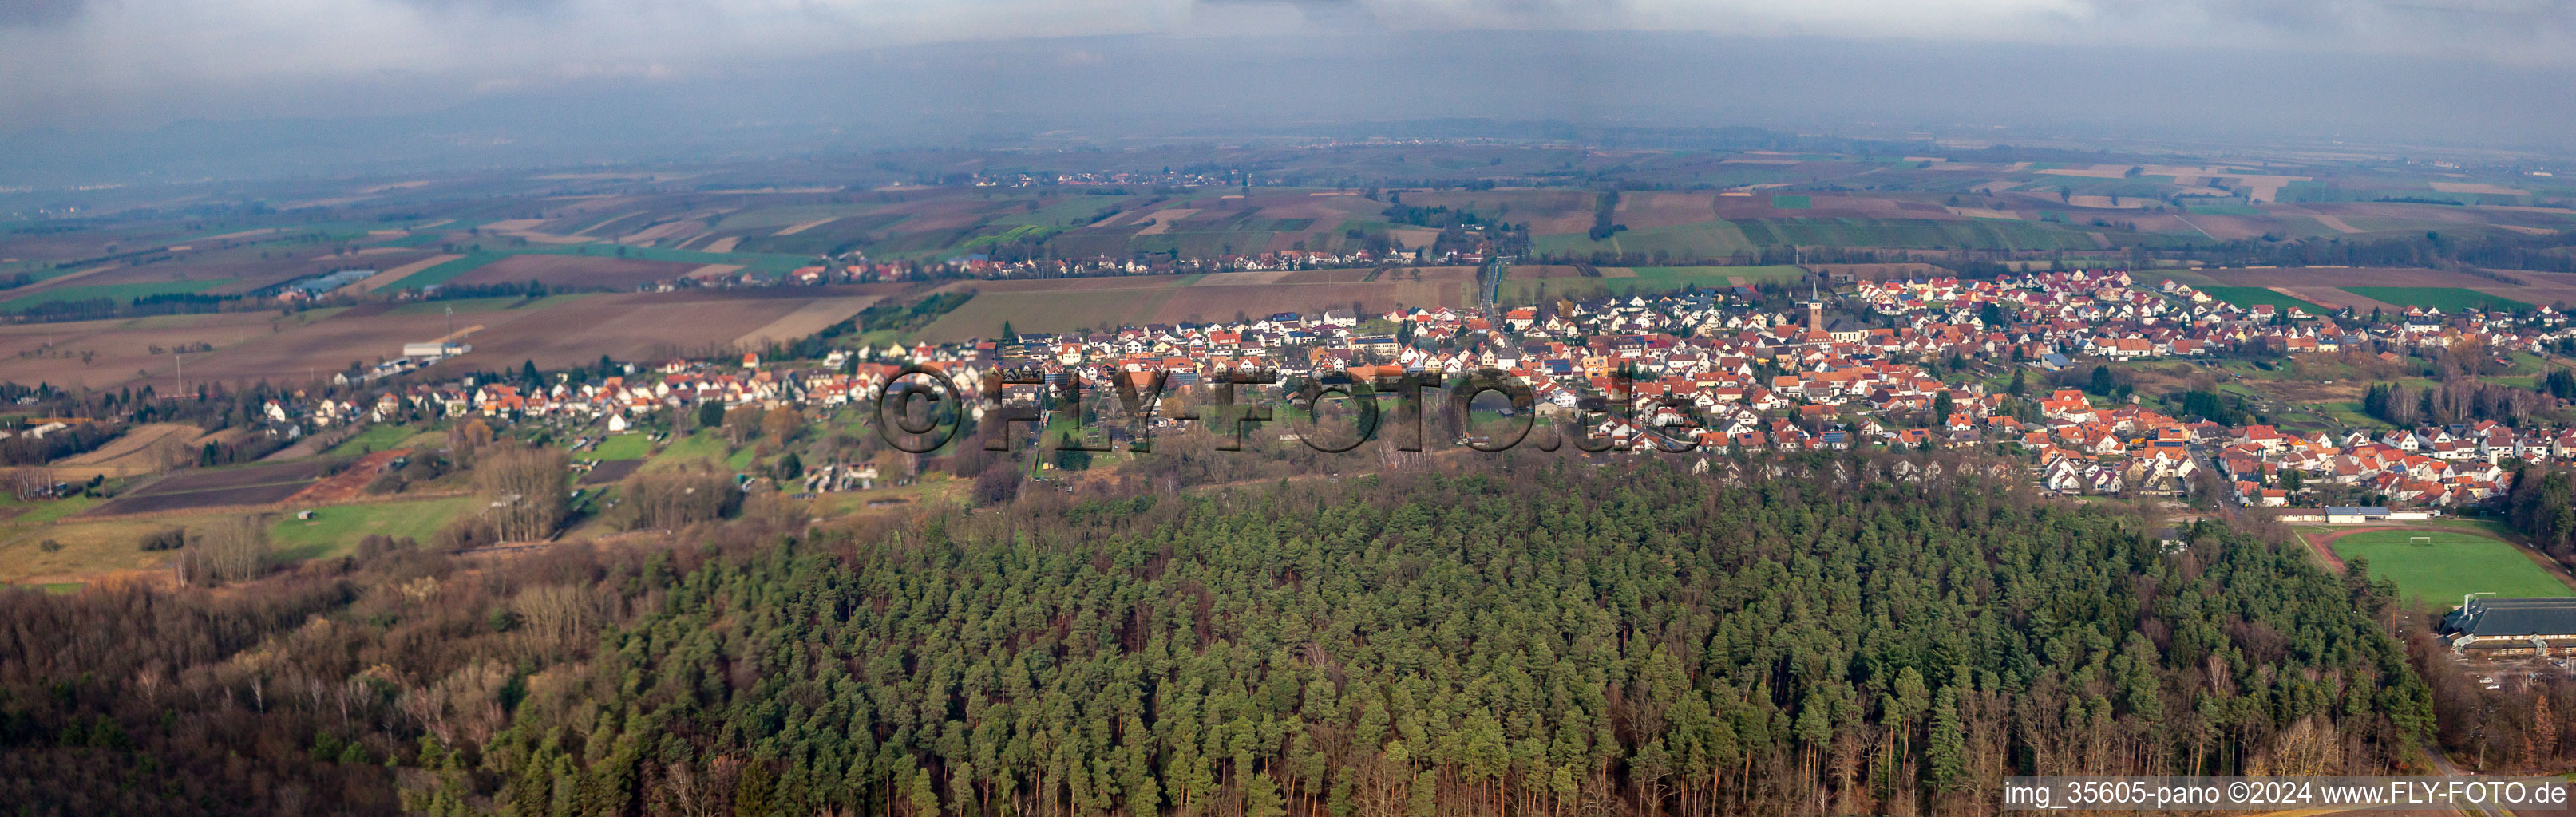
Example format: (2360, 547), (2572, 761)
(2420, 741), (2511, 817)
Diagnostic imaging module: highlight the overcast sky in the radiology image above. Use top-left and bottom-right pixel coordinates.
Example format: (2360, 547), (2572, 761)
(3, 0), (2573, 148)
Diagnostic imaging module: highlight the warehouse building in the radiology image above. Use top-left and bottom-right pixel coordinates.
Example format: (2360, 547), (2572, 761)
(2443, 597), (2576, 656)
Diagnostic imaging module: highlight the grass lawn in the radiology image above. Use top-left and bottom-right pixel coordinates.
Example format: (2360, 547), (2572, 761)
(2, 582), (84, 594)
(590, 433), (652, 460)
(2196, 286), (2329, 316)
(326, 424), (414, 456)
(2341, 286), (2532, 313)
(643, 430), (733, 472)
(2329, 529), (2574, 609)
(267, 497), (473, 562)
(9, 495), (100, 527)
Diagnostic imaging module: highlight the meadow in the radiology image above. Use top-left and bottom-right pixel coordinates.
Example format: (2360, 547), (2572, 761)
(324, 424), (417, 456)
(267, 496), (473, 561)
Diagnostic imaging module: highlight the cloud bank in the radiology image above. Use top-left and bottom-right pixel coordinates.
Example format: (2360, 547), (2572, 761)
(1, 0), (2569, 136)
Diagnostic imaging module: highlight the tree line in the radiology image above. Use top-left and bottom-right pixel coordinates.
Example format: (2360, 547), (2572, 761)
(0, 451), (2447, 815)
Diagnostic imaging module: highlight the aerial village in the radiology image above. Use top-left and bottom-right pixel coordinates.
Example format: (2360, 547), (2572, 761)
(239, 268), (2576, 511)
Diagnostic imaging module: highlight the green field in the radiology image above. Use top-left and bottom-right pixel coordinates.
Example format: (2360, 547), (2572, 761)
(2329, 530), (2574, 608)
(2197, 286), (2328, 316)
(2, 278), (232, 312)
(2, 582), (84, 594)
(325, 424), (414, 456)
(1771, 195), (1811, 209)
(643, 430), (734, 472)
(591, 433), (651, 460)
(379, 233), (445, 248)
(388, 251), (506, 290)
(268, 497), (473, 562)
(2342, 286), (2532, 313)
(2178, 201), (2265, 215)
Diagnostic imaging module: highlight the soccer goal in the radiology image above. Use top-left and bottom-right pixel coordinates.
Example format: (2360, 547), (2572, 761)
(2410, 535), (2434, 547)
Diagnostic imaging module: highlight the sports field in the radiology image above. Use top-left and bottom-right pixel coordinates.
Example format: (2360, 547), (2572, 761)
(2340, 286), (2532, 313)
(2329, 529), (2574, 608)
(2195, 286), (2327, 316)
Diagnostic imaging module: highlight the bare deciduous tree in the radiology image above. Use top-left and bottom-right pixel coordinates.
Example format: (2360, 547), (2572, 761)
(180, 515), (268, 585)
(609, 466), (736, 531)
(473, 445), (570, 543)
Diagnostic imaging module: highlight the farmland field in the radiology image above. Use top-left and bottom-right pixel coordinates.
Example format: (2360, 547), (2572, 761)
(2194, 267), (2576, 309)
(445, 254), (699, 290)
(2341, 286), (2533, 312)
(387, 252), (506, 289)
(2194, 286), (2329, 315)
(580, 459), (645, 486)
(909, 272), (1474, 341)
(1533, 221), (1758, 258)
(2329, 529), (2574, 608)
(1502, 265), (1804, 303)
(128, 286), (904, 389)
(2, 278), (232, 312)
(81, 459), (339, 517)
(1731, 218), (2101, 251)
(924, 286), (1175, 339)
(51, 423), (201, 477)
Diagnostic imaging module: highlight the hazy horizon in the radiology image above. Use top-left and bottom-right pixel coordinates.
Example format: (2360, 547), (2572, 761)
(6, 3), (2576, 184)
